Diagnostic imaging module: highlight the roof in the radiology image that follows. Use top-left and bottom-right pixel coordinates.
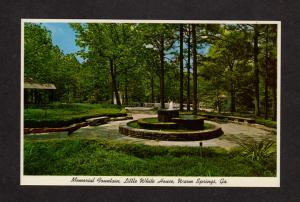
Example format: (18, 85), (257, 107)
(24, 82), (56, 90)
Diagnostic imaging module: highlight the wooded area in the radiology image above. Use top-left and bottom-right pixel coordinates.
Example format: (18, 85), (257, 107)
(24, 23), (277, 120)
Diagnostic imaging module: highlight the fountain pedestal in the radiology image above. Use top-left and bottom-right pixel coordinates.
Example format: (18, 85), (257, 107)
(157, 109), (179, 122)
(172, 115), (205, 130)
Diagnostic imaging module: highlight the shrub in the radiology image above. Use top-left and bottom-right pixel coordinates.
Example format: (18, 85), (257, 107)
(255, 118), (277, 128)
(237, 139), (275, 162)
(24, 103), (127, 128)
(233, 138), (276, 176)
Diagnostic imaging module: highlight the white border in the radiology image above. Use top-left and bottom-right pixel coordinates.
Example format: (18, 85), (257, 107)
(20, 19), (281, 187)
(22, 19), (280, 24)
(276, 22), (281, 183)
(21, 20), (24, 183)
(21, 176), (278, 187)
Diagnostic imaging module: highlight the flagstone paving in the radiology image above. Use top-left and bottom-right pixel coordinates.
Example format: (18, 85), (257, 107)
(66, 113), (276, 150)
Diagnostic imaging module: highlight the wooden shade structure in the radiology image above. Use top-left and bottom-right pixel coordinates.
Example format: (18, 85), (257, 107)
(24, 80), (56, 106)
(24, 81), (56, 90)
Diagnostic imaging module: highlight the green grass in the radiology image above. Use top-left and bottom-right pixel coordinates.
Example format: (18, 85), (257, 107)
(24, 138), (276, 176)
(128, 120), (140, 128)
(24, 103), (127, 128)
(128, 120), (214, 131)
(142, 117), (159, 123)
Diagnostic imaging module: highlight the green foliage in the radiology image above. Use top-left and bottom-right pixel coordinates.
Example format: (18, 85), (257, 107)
(129, 119), (215, 131)
(24, 103), (126, 127)
(127, 121), (140, 128)
(232, 138), (276, 176)
(24, 23), (83, 103)
(202, 25), (254, 112)
(24, 138), (276, 176)
(70, 23), (180, 104)
(24, 22), (277, 115)
(141, 117), (159, 123)
(24, 23), (54, 82)
(255, 118), (277, 128)
(236, 139), (275, 161)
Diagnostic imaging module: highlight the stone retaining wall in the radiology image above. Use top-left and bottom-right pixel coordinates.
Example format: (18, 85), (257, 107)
(24, 116), (132, 135)
(119, 121), (223, 141)
(202, 114), (255, 124)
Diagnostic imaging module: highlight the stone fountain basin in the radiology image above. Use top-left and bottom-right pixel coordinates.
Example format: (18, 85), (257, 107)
(157, 109), (179, 122)
(137, 118), (178, 130)
(171, 115), (205, 130)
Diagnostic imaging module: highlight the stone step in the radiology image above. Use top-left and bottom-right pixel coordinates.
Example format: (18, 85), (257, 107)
(109, 116), (133, 121)
(86, 116), (109, 126)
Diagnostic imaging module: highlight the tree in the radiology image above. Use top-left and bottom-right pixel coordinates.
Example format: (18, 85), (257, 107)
(264, 25), (270, 119)
(268, 25), (277, 121)
(253, 24), (260, 116)
(186, 25), (191, 111)
(24, 23), (54, 82)
(179, 24), (184, 111)
(159, 32), (165, 108)
(192, 24), (198, 115)
(137, 24), (176, 108)
(260, 24), (277, 120)
(24, 22), (278, 117)
(25, 23), (83, 103)
(72, 23), (142, 105)
(202, 25), (253, 113)
(140, 47), (160, 103)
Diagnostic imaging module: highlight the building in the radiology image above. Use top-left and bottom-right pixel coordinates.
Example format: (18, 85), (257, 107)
(24, 79), (56, 106)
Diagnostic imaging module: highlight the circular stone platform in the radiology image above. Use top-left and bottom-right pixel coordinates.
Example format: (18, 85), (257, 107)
(119, 120), (223, 141)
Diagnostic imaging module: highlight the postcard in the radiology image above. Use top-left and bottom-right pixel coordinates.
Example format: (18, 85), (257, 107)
(21, 19), (280, 187)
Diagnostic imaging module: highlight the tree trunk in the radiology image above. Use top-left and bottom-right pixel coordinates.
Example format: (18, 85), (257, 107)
(271, 25), (277, 121)
(216, 94), (221, 113)
(124, 67), (128, 105)
(111, 83), (114, 104)
(192, 24), (198, 115)
(229, 65), (236, 113)
(151, 75), (154, 103)
(160, 33), (165, 109)
(253, 25), (260, 116)
(230, 83), (236, 113)
(264, 82), (269, 119)
(272, 85), (276, 121)
(110, 58), (121, 105)
(179, 24), (184, 111)
(187, 25), (191, 111)
(264, 25), (269, 119)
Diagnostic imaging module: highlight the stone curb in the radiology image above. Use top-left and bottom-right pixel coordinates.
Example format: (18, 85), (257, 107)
(24, 116), (132, 135)
(119, 121), (224, 141)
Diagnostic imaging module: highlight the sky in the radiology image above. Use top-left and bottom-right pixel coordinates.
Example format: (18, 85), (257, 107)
(41, 23), (84, 63)
(41, 23), (209, 64)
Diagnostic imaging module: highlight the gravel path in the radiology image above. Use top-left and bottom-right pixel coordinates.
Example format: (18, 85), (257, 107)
(70, 112), (276, 150)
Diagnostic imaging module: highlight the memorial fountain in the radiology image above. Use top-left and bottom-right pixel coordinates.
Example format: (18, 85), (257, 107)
(119, 102), (223, 141)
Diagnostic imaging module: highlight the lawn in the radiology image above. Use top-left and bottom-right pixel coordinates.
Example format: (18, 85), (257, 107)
(23, 104), (276, 177)
(128, 120), (214, 131)
(24, 138), (276, 176)
(24, 103), (127, 128)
